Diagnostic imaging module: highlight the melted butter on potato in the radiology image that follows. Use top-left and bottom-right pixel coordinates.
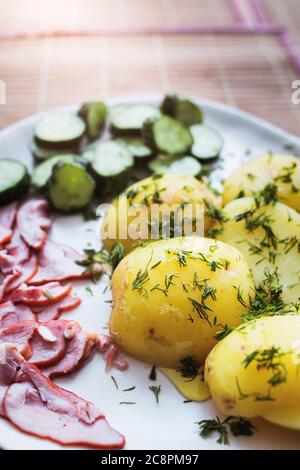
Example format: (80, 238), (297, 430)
(205, 315), (300, 430)
(218, 197), (300, 304)
(109, 236), (254, 368)
(159, 367), (210, 401)
(223, 154), (300, 211)
(102, 174), (221, 254)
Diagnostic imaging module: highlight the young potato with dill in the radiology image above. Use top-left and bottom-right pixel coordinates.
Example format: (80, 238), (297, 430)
(101, 174), (221, 254)
(223, 154), (300, 211)
(109, 236), (254, 370)
(217, 197), (300, 306)
(205, 315), (300, 430)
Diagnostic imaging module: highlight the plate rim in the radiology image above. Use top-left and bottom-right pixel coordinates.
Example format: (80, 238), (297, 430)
(0, 95), (299, 145)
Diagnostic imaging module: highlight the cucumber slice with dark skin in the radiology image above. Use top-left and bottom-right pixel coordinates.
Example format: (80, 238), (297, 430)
(34, 111), (86, 150)
(149, 155), (201, 177)
(119, 138), (153, 159)
(31, 154), (86, 190)
(91, 140), (134, 195)
(0, 158), (29, 205)
(91, 141), (134, 177)
(161, 94), (203, 126)
(29, 141), (78, 161)
(48, 162), (96, 212)
(111, 104), (160, 136)
(78, 101), (107, 140)
(143, 115), (193, 156)
(190, 124), (223, 161)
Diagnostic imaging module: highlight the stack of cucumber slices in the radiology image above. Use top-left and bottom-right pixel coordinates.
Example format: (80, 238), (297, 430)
(0, 95), (223, 212)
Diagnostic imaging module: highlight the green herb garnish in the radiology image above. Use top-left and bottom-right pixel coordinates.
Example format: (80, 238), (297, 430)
(149, 385), (161, 404)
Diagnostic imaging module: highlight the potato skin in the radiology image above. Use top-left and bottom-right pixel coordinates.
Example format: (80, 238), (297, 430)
(109, 236), (254, 368)
(205, 316), (300, 428)
(218, 197), (300, 304)
(102, 174), (221, 254)
(223, 154), (300, 211)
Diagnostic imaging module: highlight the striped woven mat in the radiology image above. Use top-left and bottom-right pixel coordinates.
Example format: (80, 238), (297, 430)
(0, 0), (299, 136)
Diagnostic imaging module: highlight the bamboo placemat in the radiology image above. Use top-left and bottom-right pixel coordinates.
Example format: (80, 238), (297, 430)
(0, 0), (299, 136)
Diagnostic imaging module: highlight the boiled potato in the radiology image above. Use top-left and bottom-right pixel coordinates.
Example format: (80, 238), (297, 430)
(223, 154), (300, 211)
(218, 197), (300, 305)
(109, 236), (254, 368)
(102, 174), (221, 254)
(205, 315), (300, 430)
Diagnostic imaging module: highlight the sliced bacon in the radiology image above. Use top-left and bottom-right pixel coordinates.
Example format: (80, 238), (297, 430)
(17, 199), (51, 250)
(0, 202), (18, 230)
(96, 334), (129, 372)
(0, 302), (35, 328)
(6, 254), (38, 291)
(8, 282), (72, 307)
(0, 225), (12, 247)
(0, 203), (18, 248)
(36, 294), (81, 322)
(29, 240), (89, 285)
(28, 321), (68, 368)
(5, 228), (30, 265)
(43, 322), (96, 378)
(0, 345), (125, 448)
(0, 321), (36, 358)
(0, 272), (20, 303)
(0, 344), (22, 415)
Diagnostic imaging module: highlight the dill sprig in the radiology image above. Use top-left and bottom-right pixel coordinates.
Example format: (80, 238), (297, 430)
(149, 385), (161, 404)
(243, 269), (286, 321)
(197, 416), (255, 445)
(237, 346), (288, 401)
(131, 254), (154, 298)
(76, 241), (124, 280)
(177, 356), (204, 382)
(213, 324), (233, 341)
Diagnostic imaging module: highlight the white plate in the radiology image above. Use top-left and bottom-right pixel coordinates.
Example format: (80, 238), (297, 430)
(0, 96), (299, 451)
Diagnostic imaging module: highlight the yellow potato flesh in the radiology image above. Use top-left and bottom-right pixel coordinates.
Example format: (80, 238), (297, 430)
(223, 154), (300, 211)
(102, 174), (221, 254)
(205, 315), (300, 429)
(218, 197), (300, 305)
(110, 236), (254, 368)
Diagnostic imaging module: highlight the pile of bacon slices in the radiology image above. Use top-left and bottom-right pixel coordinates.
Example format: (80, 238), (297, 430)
(0, 199), (126, 449)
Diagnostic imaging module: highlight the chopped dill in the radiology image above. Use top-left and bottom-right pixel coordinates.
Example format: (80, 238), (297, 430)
(213, 324), (233, 341)
(111, 376), (118, 389)
(149, 385), (161, 404)
(85, 286), (94, 296)
(149, 366), (157, 381)
(197, 416), (255, 445)
(177, 356), (204, 382)
(123, 386), (136, 392)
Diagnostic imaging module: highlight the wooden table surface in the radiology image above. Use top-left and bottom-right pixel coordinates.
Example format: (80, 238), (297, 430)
(0, 0), (299, 136)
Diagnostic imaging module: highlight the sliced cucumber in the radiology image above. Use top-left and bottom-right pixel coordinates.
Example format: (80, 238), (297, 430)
(78, 101), (107, 140)
(161, 94), (203, 126)
(120, 138), (152, 159)
(31, 154), (85, 190)
(109, 104), (129, 122)
(81, 148), (95, 163)
(190, 124), (223, 160)
(29, 141), (77, 161)
(111, 104), (160, 135)
(149, 155), (201, 177)
(35, 111), (85, 149)
(91, 141), (133, 177)
(48, 162), (95, 212)
(91, 140), (134, 195)
(0, 158), (29, 205)
(143, 115), (193, 156)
